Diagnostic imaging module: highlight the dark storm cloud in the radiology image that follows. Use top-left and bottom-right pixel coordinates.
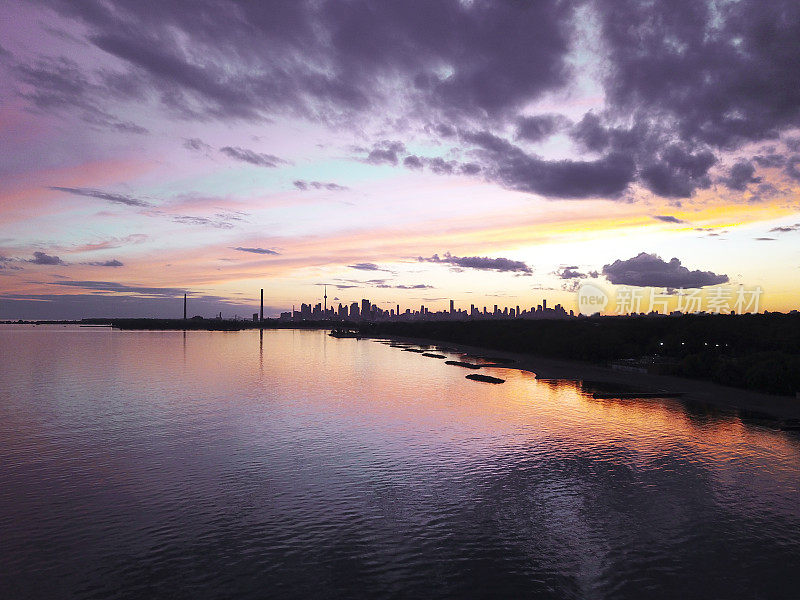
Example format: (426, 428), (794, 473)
(13, 56), (147, 133)
(719, 161), (762, 191)
(374, 149), (473, 177)
(786, 157), (800, 181)
(365, 141), (406, 166)
(639, 145), (716, 198)
(29, 251), (66, 265)
(568, 116), (720, 198)
(598, 0), (800, 149)
(430, 123), (456, 138)
(426, 157), (457, 175)
(293, 180), (348, 191)
(753, 153), (786, 168)
(419, 252), (532, 274)
(183, 137), (211, 152)
(566, 0), (800, 197)
(81, 110), (148, 134)
(219, 146), (284, 168)
(41, 0), (570, 123)
(403, 155), (423, 170)
(27, 0), (800, 200)
(602, 253), (729, 288)
(460, 163), (481, 175)
(48, 186), (151, 207)
(462, 130), (635, 198)
(515, 114), (569, 143)
(653, 215), (685, 224)
(570, 113), (610, 153)
(233, 247), (280, 255)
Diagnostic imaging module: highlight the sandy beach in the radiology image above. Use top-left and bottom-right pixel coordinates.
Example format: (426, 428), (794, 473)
(376, 334), (800, 422)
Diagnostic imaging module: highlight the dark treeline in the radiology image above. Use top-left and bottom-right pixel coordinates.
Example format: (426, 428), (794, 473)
(364, 314), (800, 396)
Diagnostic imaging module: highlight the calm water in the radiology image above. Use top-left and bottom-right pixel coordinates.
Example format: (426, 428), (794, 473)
(1, 326), (799, 599)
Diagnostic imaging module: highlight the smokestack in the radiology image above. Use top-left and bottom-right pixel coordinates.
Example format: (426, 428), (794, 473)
(183, 293), (187, 320)
(260, 289), (264, 322)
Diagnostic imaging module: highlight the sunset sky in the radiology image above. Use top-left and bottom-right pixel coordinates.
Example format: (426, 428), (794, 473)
(1, 0), (798, 319)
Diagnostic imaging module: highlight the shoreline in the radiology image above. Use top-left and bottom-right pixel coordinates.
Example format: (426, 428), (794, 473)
(10, 323), (797, 421)
(376, 333), (800, 421)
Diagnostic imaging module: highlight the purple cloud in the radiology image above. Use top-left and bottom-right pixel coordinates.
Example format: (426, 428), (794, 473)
(602, 253), (729, 288)
(419, 252), (532, 273)
(29, 251), (66, 266)
(233, 247), (280, 255)
(293, 180), (348, 191)
(48, 186), (151, 207)
(85, 259), (124, 267)
(220, 146), (285, 168)
(719, 161), (762, 191)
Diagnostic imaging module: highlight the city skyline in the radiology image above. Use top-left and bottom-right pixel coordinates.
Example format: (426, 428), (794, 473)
(159, 284), (777, 323)
(1, 1), (799, 319)
(281, 293), (570, 322)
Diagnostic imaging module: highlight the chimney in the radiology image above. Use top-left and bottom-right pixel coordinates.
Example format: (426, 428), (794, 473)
(260, 289), (264, 322)
(183, 293), (187, 320)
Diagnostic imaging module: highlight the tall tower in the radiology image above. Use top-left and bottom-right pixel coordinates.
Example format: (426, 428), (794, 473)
(260, 289), (264, 322)
(324, 285), (327, 316)
(183, 293), (187, 320)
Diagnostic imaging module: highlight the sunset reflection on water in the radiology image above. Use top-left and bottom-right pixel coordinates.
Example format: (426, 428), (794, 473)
(1, 326), (799, 599)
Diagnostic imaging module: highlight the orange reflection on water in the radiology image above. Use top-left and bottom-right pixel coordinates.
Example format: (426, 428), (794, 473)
(6, 326), (797, 480)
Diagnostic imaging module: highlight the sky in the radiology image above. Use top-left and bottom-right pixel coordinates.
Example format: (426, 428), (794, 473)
(0, 0), (798, 319)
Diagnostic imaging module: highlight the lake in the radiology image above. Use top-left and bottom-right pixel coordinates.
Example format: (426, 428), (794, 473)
(1, 325), (799, 599)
